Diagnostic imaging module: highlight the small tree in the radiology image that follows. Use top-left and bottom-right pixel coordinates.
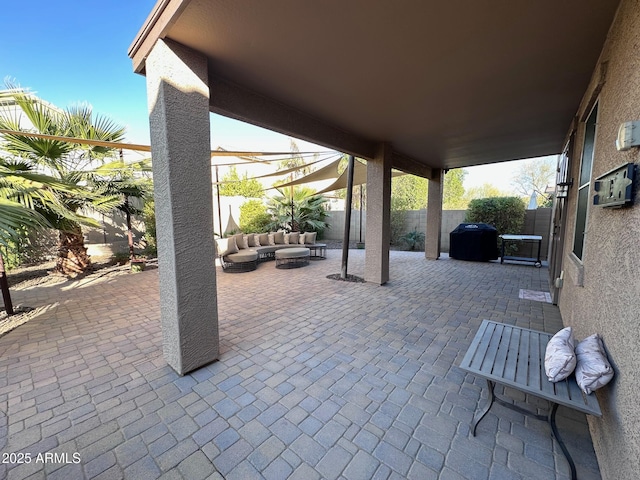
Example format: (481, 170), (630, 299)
(511, 157), (555, 206)
(218, 166), (263, 198)
(239, 200), (271, 233)
(443, 168), (467, 210)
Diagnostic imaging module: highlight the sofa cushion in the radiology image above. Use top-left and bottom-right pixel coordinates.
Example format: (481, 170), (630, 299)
(299, 233), (306, 244)
(284, 233), (290, 244)
(258, 233), (270, 246)
(247, 233), (260, 247)
(226, 250), (258, 263)
(267, 233), (276, 246)
(575, 334), (614, 394)
(544, 327), (576, 383)
(288, 232), (300, 244)
(304, 232), (317, 244)
(216, 237), (238, 257)
(273, 231), (285, 244)
(232, 233), (247, 249)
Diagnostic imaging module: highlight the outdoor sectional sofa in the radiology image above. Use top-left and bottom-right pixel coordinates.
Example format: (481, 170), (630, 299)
(215, 231), (321, 272)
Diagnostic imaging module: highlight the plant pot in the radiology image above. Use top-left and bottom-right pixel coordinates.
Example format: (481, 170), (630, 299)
(130, 260), (146, 273)
(356, 242), (365, 249)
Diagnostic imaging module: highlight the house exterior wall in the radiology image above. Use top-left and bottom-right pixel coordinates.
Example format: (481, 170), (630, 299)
(557, 1), (640, 478)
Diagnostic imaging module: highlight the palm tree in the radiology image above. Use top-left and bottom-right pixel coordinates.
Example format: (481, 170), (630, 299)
(267, 186), (329, 234)
(0, 87), (126, 275)
(0, 156), (82, 313)
(90, 159), (153, 260)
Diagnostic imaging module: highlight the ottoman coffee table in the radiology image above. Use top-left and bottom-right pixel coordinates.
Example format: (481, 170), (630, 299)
(275, 248), (310, 269)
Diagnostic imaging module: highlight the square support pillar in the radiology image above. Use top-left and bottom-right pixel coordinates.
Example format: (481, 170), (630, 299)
(426, 168), (443, 260)
(365, 143), (392, 284)
(146, 39), (219, 375)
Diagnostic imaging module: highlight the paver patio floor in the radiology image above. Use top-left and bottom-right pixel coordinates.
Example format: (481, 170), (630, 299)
(0, 250), (601, 479)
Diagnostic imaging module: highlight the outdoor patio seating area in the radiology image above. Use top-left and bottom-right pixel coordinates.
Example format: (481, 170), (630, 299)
(0, 250), (601, 479)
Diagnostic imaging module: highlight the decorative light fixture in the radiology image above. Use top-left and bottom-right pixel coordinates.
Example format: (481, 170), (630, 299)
(615, 121), (640, 151)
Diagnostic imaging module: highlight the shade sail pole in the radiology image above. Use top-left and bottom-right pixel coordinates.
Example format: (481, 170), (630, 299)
(341, 155), (355, 279)
(215, 165), (223, 237)
(359, 185), (363, 243)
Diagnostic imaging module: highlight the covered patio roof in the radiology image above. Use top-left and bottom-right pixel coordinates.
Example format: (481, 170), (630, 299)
(129, 0), (619, 174)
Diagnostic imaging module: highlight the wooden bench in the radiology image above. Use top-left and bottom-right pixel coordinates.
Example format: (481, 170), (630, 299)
(459, 320), (602, 480)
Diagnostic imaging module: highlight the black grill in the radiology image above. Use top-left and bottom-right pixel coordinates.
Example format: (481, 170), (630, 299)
(449, 223), (499, 261)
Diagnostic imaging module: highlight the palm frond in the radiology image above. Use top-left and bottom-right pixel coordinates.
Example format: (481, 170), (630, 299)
(0, 198), (49, 246)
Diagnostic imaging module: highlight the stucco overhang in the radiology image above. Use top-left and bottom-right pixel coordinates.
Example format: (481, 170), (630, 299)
(129, 0), (620, 175)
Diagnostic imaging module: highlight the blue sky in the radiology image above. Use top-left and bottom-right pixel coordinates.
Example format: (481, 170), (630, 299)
(1, 1), (538, 193)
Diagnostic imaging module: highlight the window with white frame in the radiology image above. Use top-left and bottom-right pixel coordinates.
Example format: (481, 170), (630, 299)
(572, 103), (598, 260)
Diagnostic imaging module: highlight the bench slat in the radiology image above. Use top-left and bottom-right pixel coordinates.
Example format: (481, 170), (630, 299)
(469, 321), (495, 371)
(528, 332), (541, 391)
(515, 329), (530, 386)
(480, 323), (504, 374)
(460, 320), (490, 371)
(503, 328), (521, 382)
(538, 334), (556, 399)
(492, 325), (513, 378)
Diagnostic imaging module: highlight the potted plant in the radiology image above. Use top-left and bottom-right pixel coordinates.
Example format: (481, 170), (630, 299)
(130, 257), (146, 273)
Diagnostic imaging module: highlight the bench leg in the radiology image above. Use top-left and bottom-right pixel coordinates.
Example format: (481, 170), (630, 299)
(548, 403), (577, 480)
(472, 379), (496, 436)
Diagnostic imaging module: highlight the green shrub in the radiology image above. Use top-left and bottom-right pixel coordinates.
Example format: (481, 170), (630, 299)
(400, 228), (425, 251)
(465, 197), (525, 254)
(465, 196), (525, 235)
(240, 200), (272, 233)
(142, 199), (157, 256)
(1, 226), (57, 269)
(389, 209), (406, 245)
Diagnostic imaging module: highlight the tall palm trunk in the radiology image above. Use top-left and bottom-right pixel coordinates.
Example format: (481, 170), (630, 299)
(56, 223), (92, 275)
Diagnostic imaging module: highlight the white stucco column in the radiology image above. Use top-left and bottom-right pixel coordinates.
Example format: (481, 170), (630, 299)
(426, 168), (443, 260)
(146, 39), (219, 375)
(365, 143), (392, 284)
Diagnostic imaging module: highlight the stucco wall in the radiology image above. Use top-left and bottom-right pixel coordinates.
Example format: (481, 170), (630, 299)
(557, 1), (640, 478)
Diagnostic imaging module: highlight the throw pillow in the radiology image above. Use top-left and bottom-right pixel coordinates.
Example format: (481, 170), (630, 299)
(232, 233), (246, 249)
(258, 233), (269, 246)
(544, 327), (576, 382)
(268, 233), (276, 246)
(575, 334), (614, 394)
(299, 233), (306, 244)
(273, 231), (285, 244)
(247, 234), (257, 247)
(215, 237), (238, 257)
(288, 232), (300, 244)
(304, 232), (317, 244)
(284, 233), (290, 244)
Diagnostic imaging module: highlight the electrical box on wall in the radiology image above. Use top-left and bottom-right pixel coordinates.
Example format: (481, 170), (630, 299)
(593, 163), (636, 208)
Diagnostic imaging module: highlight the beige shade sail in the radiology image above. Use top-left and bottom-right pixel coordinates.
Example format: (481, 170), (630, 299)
(314, 160), (404, 195)
(270, 158), (343, 188)
(0, 129), (330, 157)
(251, 157), (329, 179)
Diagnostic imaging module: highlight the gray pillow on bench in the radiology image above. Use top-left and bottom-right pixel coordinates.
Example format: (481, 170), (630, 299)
(544, 326), (577, 382)
(575, 334), (614, 394)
